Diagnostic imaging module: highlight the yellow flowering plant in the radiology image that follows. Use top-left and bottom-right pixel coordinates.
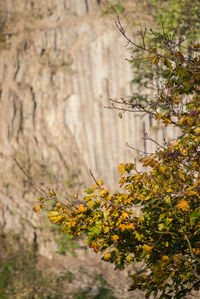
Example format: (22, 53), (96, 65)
(35, 27), (200, 298)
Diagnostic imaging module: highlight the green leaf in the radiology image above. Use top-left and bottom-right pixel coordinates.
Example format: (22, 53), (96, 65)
(190, 209), (200, 225)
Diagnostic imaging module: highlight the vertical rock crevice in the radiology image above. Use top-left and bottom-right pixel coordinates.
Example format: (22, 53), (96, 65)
(85, 0), (89, 13)
(30, 86), (37, 129)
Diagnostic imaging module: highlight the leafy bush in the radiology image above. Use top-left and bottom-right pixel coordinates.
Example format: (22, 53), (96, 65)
(132, 0), (200, 102)
(32, 1), (200, 297)
(38, 27), (200, 298)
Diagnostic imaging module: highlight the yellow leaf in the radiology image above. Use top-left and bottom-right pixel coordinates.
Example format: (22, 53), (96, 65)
(158, 166), (167, 174)
(192, 161), (198, 167)
(111, 235), (119, 242)
(186, 117), (194, 126)
(142, 244), (153, 252)
(96, 180), (103, 186)
(162, 255), (169, 262)
(155, 113), (162, 120)
(126, 256), (133, 263)
(163, 117), (171, 125)
(135, 231), (143, 241)
(48, 211), (63, 223)
(134, 174), (141, 181)
(178, 116), (186, 125)
(49, 190), (56, 197)
(92, 184), (98, 190)
(170, 271), (175, 278)
(104, 253), (112, 260)
(127, 223), (136, 229)
(182, 149), (187, 155)
(99, 189), (108, 196)
(119, 224), (126, 231)
(167, 218), (173, 222)
(34, 205), (40, 212)
(193, 248), (200, 255)
(194, 127), (200, 135)
(90, 242), (99, 253)
(118, 163), (125, 175)
(149, 55), (159, 64)
(103, 210), (110, 220)
(119, 177), (125, 187)
(176, 200), (189, 211)
(77, 205), (87, 213)
(187, 190), (198, 196)
(172, 96), (180, 104)
(103, 225), (110, 233)
(140, 156), (157, 167)
(179, 173), (185, 181)
(121, 212), (128, 220)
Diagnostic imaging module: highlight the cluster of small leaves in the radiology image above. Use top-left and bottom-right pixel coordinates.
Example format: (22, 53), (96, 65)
(131, 0), (200, 103)
(112, 20), (200, 122)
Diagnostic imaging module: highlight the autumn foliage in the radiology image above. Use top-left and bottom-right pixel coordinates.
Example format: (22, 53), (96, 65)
(35, 26), (200, 298)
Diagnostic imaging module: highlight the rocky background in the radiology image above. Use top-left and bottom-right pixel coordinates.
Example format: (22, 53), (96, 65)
(0, 1), (178, 298)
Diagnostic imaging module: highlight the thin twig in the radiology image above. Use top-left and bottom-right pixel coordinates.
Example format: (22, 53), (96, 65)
(144, 132), (165, 150)
(14, 158), (62, 205)
(126, 142), (153, 155)
(89, 169), (101, 188)
(14, 158), (49, 196)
